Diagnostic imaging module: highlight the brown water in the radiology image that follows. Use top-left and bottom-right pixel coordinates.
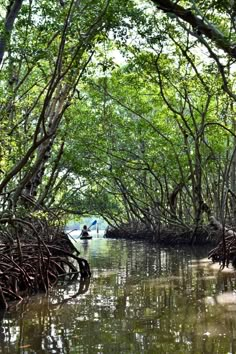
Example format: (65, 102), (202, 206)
(1, 236), (236, 354)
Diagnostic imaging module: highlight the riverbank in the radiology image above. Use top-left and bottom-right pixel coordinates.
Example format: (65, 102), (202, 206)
(104, 224), (221, 246)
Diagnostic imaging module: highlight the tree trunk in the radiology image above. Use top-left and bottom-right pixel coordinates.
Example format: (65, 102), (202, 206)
(0, 0), (24, 65)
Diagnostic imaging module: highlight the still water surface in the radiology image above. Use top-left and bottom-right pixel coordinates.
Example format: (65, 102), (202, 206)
(1, 233), (236, 353)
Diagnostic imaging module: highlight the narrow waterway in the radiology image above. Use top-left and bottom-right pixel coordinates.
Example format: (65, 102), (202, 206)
(1, 233), (236, 354)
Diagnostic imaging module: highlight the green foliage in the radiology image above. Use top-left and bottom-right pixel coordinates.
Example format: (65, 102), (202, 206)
(1, 0), (236, 228)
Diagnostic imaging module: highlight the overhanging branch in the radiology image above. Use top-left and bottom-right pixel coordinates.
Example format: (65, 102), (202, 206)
(151, 0), (236, 59)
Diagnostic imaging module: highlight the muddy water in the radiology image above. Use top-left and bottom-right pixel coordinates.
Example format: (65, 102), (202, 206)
(1, 235), (236, 353)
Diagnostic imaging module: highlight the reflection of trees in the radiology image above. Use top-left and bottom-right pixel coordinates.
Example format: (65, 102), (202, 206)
(82, 243), (236, 353)
(215, 272), (235, 293)
(105, 243), (236, 353)
(1, 241), (236, 352)
(0, 310), (5, 353)
(0, 277), (90, 353)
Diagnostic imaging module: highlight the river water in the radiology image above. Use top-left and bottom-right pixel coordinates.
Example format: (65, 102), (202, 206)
(1, 232), (236, 353)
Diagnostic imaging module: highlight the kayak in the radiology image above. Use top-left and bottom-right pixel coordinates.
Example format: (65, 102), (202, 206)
(80, 236), (93, 240)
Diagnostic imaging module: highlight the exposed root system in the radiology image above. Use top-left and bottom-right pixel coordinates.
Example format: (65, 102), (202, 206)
(105, 221), (219, 245)
(0, 216), (90, 310)
(208, 231), (236, 267)
(207, 216), (236, 267)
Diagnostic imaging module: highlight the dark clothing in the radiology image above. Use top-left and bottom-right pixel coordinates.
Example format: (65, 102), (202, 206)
(81, 226), (90, 237)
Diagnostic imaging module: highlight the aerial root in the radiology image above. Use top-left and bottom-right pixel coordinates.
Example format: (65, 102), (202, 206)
(0, 216), (91, 310)
(208, 216), (236, 267)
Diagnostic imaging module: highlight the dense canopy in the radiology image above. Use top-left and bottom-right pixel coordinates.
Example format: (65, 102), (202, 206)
(1, 0), (236, 236)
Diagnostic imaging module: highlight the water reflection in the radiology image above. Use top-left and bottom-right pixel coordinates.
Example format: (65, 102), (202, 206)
(0, 277), (91, 353)
(1, 239), (236, 353)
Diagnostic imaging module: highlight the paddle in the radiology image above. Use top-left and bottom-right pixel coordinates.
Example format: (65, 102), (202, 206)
(88, 220), (97, 230)
(67, 228), (79, 242)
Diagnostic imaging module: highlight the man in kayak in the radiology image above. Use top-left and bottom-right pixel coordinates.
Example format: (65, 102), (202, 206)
(81, 225), (90, 238)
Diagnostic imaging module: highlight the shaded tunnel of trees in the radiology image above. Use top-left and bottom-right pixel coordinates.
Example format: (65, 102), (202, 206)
(1, 0), (236, 306)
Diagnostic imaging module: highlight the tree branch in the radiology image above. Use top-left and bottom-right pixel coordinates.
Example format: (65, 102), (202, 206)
(151, 0), (236, 59)
(0, 0), (24, 66)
